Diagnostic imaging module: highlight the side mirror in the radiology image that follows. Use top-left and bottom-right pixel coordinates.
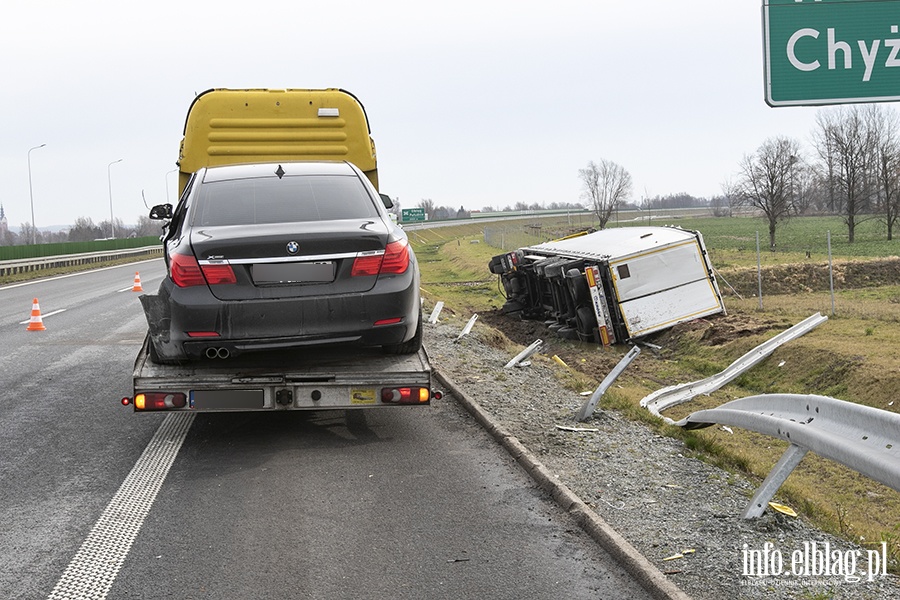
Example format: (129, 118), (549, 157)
(379, 194), (394, 210)
(149, 203), (173, 220)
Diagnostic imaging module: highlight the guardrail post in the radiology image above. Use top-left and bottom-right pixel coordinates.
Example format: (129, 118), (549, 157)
(576, 345), (641, 422)
(428, 301), (444, 324)
(504, 339), (543, 368)
(742, 443), (808, 519)
(454, 315), (478, 343)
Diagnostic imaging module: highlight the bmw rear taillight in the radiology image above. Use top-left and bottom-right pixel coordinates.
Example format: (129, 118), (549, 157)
(134, 392), (187, 411)
(351, 251), (384, 277)
(201, 263), (237, 285)
(381, 386), (430, 404)
(171, 253), (206, 287)
(171, 254), (236, 287)
(380, 239), (410, 274)
(351, 239), (410, 277)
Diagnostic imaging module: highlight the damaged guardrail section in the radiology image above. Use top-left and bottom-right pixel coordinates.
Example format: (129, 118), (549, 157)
(676, 394), (900, 519)
(640, 313), (829, 424)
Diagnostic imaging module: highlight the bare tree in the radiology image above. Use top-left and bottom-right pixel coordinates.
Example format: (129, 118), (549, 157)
(868, 105), (900, 240)
(19, 222), (42, 245)
(417, 198), (436, 221)
(578, 159), (632, 229)
(134, 215), (163, 238)
(790, 161), (818, 216)
(97, 217), (127, 239)
(812, 106), (878, 243)
(68, 217), (103, 242)
(733, 137), (801, 249)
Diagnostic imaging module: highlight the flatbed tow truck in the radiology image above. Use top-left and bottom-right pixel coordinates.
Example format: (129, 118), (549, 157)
(122, 88), (436, 412)
(125, 337), (433, 412)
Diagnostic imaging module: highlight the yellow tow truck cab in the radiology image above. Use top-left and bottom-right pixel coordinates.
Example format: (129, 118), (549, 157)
(177, 88), (379, 197)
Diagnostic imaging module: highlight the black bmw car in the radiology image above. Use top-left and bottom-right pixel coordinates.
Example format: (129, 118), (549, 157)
(140, 161), (421, 364)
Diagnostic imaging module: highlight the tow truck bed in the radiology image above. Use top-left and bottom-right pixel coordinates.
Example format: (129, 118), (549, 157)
(130, 335), (433, 412)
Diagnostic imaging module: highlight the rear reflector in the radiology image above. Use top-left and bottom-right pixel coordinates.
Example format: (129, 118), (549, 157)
(187, 331), (220, 338)
(134, 392), (187, 411)
(374, 318), (402, 326)
(381, 386), (430, 404)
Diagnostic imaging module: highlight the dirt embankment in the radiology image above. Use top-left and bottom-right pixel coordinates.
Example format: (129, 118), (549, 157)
(718, 257), (900, 296)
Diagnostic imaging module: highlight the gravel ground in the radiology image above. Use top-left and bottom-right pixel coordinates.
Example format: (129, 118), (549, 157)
(423, 317), (900, 600)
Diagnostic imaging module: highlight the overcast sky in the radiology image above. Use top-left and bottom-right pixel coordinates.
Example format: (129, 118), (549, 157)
(1, 0), (826, 230)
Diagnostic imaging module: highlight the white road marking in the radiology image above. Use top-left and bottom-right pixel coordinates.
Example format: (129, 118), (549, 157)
(19, 308), (67, 324)
(47, 412), (195, 600)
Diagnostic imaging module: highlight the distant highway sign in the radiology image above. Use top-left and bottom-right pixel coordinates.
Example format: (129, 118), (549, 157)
(402, 208), (426, 222)
(764, 0), (900, 106)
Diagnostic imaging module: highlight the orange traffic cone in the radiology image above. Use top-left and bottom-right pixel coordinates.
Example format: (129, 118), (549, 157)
(131, 272), (144, 292)
(26, 298), (46, 331)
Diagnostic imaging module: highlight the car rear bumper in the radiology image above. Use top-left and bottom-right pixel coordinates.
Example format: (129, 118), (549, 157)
(143, 269), (419, 360)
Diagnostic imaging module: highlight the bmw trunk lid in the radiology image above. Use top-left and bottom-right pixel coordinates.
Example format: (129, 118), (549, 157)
(190, 220), (390, 300)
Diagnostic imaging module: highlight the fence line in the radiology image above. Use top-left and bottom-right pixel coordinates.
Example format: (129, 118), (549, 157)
(0, 246), (163, 277)
(0, 236), (160, 261)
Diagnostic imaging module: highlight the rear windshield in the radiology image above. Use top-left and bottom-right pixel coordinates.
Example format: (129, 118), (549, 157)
(192, 175), (379, 226)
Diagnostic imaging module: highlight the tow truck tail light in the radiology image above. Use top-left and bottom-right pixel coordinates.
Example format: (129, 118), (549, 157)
(381, 386), (431, 404)
(134, 392), (187, 411)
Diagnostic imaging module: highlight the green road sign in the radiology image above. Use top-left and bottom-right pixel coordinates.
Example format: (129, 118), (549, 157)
(764, 0), (900, 106)
(401, 208), (426, 222)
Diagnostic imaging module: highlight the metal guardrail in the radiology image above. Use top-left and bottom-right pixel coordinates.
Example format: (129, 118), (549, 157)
(577, 345), (641, 422)
(640, 313), (829, 423)
(0, 246), (163, 277)
(676, 393), (900, 518)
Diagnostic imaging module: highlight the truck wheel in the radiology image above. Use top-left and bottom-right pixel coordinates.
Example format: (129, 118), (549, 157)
(382, 311), (423, 355)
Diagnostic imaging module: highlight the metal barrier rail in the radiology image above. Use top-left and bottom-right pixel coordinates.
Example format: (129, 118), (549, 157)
(640, 313), (829, 423)
(0, 246), (163, 277)
(676, 393), (900, 518)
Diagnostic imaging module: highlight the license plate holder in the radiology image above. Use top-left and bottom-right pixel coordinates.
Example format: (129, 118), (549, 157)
(191, 389), (265, 410)
(252, 261), (335, 284)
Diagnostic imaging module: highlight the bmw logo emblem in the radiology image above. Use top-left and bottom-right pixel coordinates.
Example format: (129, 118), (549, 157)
(286, 241), (299, 255)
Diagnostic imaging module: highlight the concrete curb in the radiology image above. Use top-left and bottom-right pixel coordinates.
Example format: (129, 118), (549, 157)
(434, 368), (691, 600)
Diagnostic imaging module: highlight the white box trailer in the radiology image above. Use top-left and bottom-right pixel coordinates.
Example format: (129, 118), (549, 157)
(488, 226), (726, 345)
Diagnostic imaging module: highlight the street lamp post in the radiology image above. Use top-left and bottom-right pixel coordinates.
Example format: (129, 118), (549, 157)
(108, 159), (123, 238)
(28, 144), (46, 245)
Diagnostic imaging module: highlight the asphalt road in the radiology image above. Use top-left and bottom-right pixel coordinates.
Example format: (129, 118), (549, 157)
(0, 260), (651, 599)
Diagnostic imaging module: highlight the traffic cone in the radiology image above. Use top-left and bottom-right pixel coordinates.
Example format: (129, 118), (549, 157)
(26, 298), (46, 331)
(131, 271), (143, 292)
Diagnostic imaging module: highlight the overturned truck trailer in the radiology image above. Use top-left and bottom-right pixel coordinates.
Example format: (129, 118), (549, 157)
(488, 226), (726, 345)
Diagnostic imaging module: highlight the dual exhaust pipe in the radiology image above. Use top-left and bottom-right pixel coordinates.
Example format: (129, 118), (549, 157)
(205, 347), (231, 360)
